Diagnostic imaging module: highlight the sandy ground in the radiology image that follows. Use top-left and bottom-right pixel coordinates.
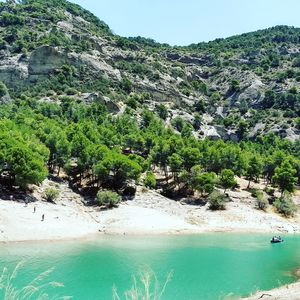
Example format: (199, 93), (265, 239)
(0, 178), (300, 242)
(0, 196), (99, 243)
(243, 282), (300, 300)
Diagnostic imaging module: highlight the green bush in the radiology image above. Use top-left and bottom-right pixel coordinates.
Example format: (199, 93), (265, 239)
(264, 186), (275, 196)
(208, 190), (228, 210)
(144, 171), (156, 189)
(274, 193), (297, 217)
(0, 81), (8, 97)
(65, 87), (77, 95)
(250, 188), (262, 198)
(255, 192), (268, 211)
(43, 188), (59, 203)
(96, 191), (121, 208)
(292, 57), (300, 67)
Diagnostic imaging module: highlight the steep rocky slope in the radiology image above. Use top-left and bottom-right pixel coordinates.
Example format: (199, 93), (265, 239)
(0, 0), (300, 140)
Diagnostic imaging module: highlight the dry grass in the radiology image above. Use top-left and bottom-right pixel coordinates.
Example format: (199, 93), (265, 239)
(0, 261), (70, 300)
(112, 269), (173, 300)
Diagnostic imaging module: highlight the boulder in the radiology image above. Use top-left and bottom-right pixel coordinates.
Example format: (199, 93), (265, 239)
(200, 125), (221, 140)
(80, 93), (120, 113)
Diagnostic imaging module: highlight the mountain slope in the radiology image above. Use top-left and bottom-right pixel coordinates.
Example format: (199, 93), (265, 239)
(0, 0), (300, 140)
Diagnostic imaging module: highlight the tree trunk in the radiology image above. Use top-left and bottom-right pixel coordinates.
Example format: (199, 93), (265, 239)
(247, 179), (251, 189)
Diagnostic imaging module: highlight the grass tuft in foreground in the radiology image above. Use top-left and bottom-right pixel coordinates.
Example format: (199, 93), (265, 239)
(113, 269), (173, 300)
(0, 261), (70, 300)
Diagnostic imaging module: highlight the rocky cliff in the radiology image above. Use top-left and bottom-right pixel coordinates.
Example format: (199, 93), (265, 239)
(0, 0), (300, 141)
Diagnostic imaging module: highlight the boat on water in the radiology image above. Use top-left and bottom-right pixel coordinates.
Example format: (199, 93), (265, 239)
(270, 236), (284, 243)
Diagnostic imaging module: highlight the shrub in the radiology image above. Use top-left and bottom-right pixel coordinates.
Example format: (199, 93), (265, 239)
(274, 193), (297, 217)
(292, 57), (300, 67)
(0, 81), (8, 98)
(96, 191), (121, 208)
(156, 104), (168, 120)
(144, 171), (156, 189)
(250, 188), (262, 198)
(171, 116), (185, 132)
(208, 190), (228, 210)
(255, 192), (268, 211)
(229, 79), (240, 93)
(65, 87), (77, 95)
(43, 188), (59, 203)
(264, 186), (275, 196)
(250, 188), (269, 210)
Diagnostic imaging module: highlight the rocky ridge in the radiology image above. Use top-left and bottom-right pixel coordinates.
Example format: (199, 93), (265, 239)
(0, 0), (300, 140)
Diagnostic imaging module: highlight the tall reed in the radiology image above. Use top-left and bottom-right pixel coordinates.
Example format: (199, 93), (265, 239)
(0, 261), (70, 300)
(112, 269), (173, 300)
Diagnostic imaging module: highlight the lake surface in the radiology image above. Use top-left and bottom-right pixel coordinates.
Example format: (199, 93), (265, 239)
(0, 234), (300, 299)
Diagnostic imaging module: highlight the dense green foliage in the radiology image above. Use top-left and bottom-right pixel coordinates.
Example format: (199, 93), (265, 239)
(0, 97), (298, 202)
(0, 0), (298, 216)
(219, 169), (237, 192)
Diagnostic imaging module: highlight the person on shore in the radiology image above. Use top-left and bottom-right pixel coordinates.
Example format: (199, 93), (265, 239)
(41, 214), (45, 221)
(33, 206), (36, 213)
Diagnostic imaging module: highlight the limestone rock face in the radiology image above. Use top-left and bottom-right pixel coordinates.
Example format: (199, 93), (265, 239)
(238, 78), (265, 104)
(28, 46), (68, 76)
(164, 52), (212, 66)
(0, 54), (28, 86)
(0, 1), (298, 141)
(200, 125), (221, 140)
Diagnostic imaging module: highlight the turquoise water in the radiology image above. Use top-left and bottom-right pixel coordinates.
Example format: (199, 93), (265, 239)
(0, 234), (300, 299)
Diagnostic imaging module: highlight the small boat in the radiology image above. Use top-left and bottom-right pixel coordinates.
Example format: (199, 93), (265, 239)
(270, 236), (284, 243)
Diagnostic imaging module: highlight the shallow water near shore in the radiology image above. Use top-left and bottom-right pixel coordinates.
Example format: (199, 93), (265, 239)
(0, 234), (300, 299)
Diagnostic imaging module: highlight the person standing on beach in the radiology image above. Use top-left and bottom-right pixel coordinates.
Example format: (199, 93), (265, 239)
(41, 214), (45, 221)
(33, 206), (36, 213)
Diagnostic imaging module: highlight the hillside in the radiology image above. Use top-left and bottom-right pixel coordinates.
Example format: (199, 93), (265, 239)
(0, 0), (299, 141)
(0, 0), (298, 222)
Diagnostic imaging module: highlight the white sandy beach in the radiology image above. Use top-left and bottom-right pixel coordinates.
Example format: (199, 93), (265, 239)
(0, 178), (300, 242)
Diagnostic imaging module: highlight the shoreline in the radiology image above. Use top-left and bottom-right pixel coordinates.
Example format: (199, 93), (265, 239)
(243, 281), (300, 300)
(0, 178), (300, 243)
(1, 200), (299, 245)
(1, 230), (299, 245)
(0, 180), (300, 243)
